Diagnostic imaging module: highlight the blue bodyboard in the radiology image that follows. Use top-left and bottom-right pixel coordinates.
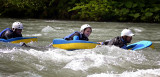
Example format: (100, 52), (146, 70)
(126, 40), (153, 50)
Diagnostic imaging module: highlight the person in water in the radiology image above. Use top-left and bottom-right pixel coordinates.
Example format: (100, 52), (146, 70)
(99, 28), (134, 49)
(0, 21), (28, 47)
(64, 24), (92, 41)
(0, 22), (23, 39)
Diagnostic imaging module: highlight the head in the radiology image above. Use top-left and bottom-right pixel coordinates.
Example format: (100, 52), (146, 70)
(80, 24), (92, 37)
(12, 22), (23, 35)
(121, 28), (134, 43)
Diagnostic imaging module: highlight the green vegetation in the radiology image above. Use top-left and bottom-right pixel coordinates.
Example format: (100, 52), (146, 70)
(0, 0), (160, 22)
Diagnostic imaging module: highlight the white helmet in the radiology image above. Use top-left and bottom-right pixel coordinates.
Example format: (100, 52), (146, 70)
(121, 28), (134, 36)
(12, 22), (23, 29)
(80, 24), (92, 32)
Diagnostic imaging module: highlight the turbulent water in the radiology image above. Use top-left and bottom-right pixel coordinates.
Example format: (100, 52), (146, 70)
(0, 18), (160, 77)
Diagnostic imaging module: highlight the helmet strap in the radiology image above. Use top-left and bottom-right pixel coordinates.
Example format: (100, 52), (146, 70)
(80, 30), (84, 34)
(12, 28), (16, 31)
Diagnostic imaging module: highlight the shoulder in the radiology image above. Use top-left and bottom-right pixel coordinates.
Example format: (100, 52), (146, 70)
(74, 32), (80, 36)
(112, 36), (121, 41)
(5, 29), (13, 34)
(108, 36), (121, 44)
(114, 36), (121, 39)
(4, 29), (13, 37)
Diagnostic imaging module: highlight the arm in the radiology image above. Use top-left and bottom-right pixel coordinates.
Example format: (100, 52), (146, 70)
(73, 35), (79, 40)
(4, 30), (13, 39)
(103, 40), (110, 45)
(73, 32), (80, 40)
(107, 37), (124, 48)
(19, 42), (30, 47)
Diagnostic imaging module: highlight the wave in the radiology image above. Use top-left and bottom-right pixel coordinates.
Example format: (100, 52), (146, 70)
(0, 45), (160, 77)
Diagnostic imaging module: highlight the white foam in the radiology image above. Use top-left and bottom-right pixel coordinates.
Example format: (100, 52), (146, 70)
(54, 27), (62, 30)
(62, 46), (148, 71)
(0, 45), (159, 76)
(64, 52), (106, 71)
(0, 48), (15, 53)
(87, 69), (160, 77)
(25, 34), (42, 36)
(41, 26), (55, 32)
(134, 28), (143, 32)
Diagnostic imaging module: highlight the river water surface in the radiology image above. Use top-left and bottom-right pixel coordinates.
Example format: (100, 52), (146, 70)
(0, 18), (160, 77)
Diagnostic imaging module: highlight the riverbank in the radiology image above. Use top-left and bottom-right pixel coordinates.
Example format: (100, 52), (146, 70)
(0, 0), (160, 23)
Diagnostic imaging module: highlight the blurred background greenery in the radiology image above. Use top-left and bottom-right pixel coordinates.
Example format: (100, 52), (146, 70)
(0, 0), (160, 22)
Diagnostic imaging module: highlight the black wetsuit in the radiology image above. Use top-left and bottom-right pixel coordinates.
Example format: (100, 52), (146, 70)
(103, 36), (127, 49)
(64, 31), (89, 41)
(0, 29), (22, 39)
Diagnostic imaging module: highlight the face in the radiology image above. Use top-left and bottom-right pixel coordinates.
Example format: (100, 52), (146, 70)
(14, 29), (22, 35)
(83, 28), (92, 37)
(126, 36), (132, 43)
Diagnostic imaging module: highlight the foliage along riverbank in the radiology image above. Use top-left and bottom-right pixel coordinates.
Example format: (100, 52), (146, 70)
(0, 0), (160, 23)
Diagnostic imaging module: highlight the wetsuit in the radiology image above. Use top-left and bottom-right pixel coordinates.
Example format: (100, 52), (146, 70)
(0, 28), (22, 39)
(64, 31), (89, 41)
(102, 36), (128, 49)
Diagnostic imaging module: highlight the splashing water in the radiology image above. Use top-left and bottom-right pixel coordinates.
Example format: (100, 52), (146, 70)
(0, 19), (160, 77)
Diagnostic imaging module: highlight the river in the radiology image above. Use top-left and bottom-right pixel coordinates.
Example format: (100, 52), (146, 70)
(0, 18), (160, 77)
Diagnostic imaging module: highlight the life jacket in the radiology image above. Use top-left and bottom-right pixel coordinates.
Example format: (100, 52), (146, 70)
(120, 37), (127, 49)
(0, 28), (11, 38)
(64, 31), (82, 40)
